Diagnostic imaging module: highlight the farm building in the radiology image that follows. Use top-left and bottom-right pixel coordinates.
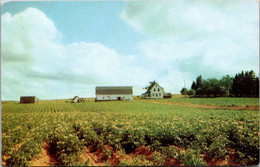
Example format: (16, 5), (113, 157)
(142, 81), (165, 99)
(72, 96), (84, 103)
(96, 86), (133, 101)
(163, 93), (172, 98)
(20, 96), (37, 104)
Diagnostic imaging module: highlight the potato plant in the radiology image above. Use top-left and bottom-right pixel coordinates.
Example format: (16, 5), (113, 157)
(1, 98), (259, 166)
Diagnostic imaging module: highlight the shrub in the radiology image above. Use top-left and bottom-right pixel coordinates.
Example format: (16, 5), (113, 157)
(183, 149), (206, 166)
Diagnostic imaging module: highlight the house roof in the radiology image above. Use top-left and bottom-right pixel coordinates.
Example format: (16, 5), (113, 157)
(144, 81), (164, 93)
(96, 86), (133, 95)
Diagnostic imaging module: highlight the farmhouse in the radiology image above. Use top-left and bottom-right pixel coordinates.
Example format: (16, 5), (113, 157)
(72, 96), (84, 103)
(20, 96), (37, 104)
(95, 86), (133, 101)
(142, 81), (165, 99)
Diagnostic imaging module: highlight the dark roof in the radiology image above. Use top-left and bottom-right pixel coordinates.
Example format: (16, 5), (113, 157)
(96, 86), (133, 95)
(20, 96), (36, 98)
(20, 96), (36, 103)
(144, 81), (158, 93)
(73, 96), (79, 100)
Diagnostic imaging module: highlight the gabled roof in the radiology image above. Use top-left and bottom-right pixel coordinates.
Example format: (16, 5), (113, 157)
(144, 81), (163, 93)
(73, 96), (79, 100)
(96, 86), (133, 95)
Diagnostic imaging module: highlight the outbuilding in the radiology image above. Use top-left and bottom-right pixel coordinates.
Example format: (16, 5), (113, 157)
(20, 96), (37, 104)
(163, 93), (172, 98)
(95, 86), (133, 101)
(72, 96), (84, 103)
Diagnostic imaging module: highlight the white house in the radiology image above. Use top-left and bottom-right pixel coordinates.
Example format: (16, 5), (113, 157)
(142, 81), (165, 99)
(95, 86), (133, 101)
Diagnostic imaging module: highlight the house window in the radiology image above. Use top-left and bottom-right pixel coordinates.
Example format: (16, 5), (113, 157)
(153, 93), (155, 97)
(158, 88), (160, 91)
(156, 93), (158, 97)
(159, 93), (161, 96)
(154, 88), (156, 92)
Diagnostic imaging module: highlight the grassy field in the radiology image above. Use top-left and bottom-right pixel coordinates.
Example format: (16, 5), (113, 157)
(1, 96), (259, 166)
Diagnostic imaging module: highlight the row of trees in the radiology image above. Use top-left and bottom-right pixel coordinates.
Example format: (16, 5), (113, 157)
(180, 70), (259, 97)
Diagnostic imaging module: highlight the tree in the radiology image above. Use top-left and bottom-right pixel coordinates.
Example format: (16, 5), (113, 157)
(191, 81), (197, 90)
(187, 89), (196, 97)
(220, 75), (233, 96)
(196, 75), (203, 89)
(231, 70), (258, 97)
(180, 88), (188, 95)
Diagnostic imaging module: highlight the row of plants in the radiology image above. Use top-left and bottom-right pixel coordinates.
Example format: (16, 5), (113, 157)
(2, 99), (259, 166)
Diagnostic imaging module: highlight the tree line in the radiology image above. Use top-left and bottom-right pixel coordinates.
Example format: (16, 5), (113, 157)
(180, 70), (259, 97)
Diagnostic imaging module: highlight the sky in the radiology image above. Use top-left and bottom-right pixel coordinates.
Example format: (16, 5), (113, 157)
(1, 0), (259, 100)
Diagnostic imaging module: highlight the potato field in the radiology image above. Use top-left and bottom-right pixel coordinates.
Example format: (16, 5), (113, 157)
(1, 97), (259, 166)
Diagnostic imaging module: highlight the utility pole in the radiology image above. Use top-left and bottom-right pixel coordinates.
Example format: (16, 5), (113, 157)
(184, 80), (187, 102)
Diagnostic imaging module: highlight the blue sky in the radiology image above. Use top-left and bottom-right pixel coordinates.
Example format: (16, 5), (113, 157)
(1, 1), (259, 100)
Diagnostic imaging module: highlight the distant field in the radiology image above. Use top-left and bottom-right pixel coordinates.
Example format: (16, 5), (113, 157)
(163, 96), (259, 106)
(1, 97), (259, 166)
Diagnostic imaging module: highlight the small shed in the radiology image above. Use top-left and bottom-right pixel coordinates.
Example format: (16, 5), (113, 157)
(163, 93), (172, 98)
(20, 96), (37, 104)
(72, 96), (84, 103)
(72, 96), (80, 103)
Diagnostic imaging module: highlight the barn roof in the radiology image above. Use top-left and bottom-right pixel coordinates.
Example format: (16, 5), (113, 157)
(96, 86), (133, 95)
(20, 96), (36, 98)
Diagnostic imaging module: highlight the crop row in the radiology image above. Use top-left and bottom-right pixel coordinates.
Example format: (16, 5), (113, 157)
(2, 99), (259, 166)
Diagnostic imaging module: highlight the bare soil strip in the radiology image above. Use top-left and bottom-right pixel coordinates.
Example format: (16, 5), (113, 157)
(30, 142), (60, 166)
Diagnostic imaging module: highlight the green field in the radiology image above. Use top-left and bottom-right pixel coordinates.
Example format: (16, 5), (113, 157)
(1, 97), (259, 166)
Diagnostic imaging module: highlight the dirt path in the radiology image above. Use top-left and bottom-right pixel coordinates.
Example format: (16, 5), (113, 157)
(80, 147), (105, 166)
(30, 142), (60, 166)
(138, 100), (259, 111)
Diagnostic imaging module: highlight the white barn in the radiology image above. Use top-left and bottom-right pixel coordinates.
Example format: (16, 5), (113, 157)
(142, 81), (165, 99)
(95, 86), (133, 101)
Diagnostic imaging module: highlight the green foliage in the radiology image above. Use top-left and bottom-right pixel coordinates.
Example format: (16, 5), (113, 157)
(102, 148), (113, 160)
(187, 89), (196, 97)
(180, 87), (188, 95)
(2, 98), (259, 166)
(152, 151), (166, 166)
(56, 135), (83, 165)
(183, 149), (206, 166)
(189, 70), (258, 97)
(117, 160), (132, 166)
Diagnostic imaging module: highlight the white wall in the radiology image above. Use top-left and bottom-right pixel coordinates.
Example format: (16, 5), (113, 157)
(142, 83), (164, 99)
(96, 94), (133, 101)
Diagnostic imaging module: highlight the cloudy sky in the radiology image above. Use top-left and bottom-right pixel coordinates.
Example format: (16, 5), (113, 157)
(1, 1), (259, 100)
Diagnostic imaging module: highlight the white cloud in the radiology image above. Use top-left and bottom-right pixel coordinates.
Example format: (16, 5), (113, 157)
(2, 2), (259, 100)
(2, 7), (166, 100)
(121, 1), (259, 38)
(121, 0), (259, 85)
